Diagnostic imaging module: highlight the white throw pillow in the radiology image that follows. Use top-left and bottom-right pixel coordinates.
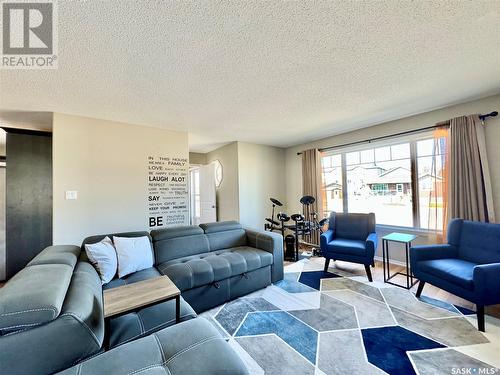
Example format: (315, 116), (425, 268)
(113, 236), (154, 278)
(85, 236), (118, 284)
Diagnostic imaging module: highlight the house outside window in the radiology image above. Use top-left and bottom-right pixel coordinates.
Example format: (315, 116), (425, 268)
(321, 133), (447, 230)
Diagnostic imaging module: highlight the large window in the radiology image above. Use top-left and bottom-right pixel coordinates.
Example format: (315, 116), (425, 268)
(417, 136), (447, 230)
(321, 154), (343, 213)
(321, 134), (447, 230)
(345, 143), (413, 226)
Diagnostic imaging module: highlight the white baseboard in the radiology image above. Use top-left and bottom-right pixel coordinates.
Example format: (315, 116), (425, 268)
(374, 255), (407, 267)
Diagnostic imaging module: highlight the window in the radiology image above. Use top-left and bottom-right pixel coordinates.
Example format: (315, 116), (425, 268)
(345, 143), (412, 226)
(321, 133), (447, 230)
(321, 154), (343, 214)
(416, 136), (447, 230)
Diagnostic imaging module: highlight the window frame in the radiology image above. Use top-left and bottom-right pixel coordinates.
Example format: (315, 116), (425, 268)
(321, 131), (444, 231)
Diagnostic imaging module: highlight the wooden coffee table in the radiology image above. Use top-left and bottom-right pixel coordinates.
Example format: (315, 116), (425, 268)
(103, 275), (180, 349)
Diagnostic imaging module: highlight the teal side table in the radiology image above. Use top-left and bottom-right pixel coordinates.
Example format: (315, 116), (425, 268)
(382, 232), (418, 289)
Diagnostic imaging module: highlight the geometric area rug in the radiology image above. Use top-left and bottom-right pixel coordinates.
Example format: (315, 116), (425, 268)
(201, 258), (500, 375)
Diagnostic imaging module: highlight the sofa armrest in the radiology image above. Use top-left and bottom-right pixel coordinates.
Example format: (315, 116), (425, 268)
(474, 263), (500, 306)
(245, 229), (284, 282)
(365, 232), (378, 259)
(410, 244), (457, 262)
(320, 230), (334, 252)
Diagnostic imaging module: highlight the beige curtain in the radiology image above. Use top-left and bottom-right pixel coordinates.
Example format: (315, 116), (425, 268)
(302, 149), (324, 245)
(448, 114), (496, 223)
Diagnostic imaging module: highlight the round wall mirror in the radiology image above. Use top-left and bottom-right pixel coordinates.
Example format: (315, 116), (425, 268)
(213, 160), (223, 188)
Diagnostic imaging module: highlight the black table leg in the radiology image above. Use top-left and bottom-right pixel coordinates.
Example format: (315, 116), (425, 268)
(104, 317), (110, 350)
(408, 241), (413, 287)
(405, 242), (410, 289)
(175, 295), (181, 323)
(382, 239), (387, 282)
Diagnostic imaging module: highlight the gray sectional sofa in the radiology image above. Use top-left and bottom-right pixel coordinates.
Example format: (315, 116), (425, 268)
(153, 221), (284, 312)
(0, 221), (283, 375)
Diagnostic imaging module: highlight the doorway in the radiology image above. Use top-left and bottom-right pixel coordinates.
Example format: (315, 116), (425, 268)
(189, 164), (217, 225)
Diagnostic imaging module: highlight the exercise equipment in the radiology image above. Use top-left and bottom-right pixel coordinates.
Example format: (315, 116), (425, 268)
(264, 198), (283, 231)
(263, 195), (328, 261)
(276, 213), (290, 238)
(284, 235), (296, 261)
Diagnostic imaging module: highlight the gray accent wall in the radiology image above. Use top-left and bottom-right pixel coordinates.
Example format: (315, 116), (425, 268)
(5, 130), (53, 279)
(0, 167), (5, 280)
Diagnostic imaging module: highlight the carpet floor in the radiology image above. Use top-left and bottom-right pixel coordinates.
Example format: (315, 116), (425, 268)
(200, 258), (500, 375)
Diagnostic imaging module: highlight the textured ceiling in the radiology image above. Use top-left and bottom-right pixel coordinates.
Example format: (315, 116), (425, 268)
(1, 1), (499, 152)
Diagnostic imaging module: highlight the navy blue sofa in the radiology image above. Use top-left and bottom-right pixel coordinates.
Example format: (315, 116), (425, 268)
(411, 218), (500, 331)
(320, 212), (377, 281)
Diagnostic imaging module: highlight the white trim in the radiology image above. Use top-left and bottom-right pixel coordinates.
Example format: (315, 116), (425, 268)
(374, 255), (407, 267)
(321, 129), (436, 156)
(376, 224), (442, 236)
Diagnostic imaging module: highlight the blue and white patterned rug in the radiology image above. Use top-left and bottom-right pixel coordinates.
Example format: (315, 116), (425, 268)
(201, 258), (500, 375)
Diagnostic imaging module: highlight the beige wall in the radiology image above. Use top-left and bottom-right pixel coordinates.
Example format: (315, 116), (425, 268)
(206, 142), (240, 222)
(286, 94), (500, 216)
(189, 152), (207, 165)
(53, 113), (189, 245)
(237, 143), (286, 230)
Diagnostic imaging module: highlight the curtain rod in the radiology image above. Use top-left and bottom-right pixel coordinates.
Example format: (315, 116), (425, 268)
(297, 110), (498, 155)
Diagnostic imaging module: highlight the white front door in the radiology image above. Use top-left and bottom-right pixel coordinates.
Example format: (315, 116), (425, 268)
(199, 164), (217, 224)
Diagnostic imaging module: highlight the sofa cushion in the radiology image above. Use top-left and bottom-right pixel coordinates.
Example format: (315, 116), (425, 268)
(27, 245), (81, 267)
(57, 318), (249, 375)
(60, 261), (105, 348)
(326, 239), (366, 257)
(103, 267), (162, 290)
(330, 212), (375, 241)
(108, 296), (196, 349)
(206, 229), (247, 251)
(0, 261), (104, 375)
(157, 247), (273, 291)
(200, 221), (243, 233)
(457, 220), (500, 264)
(200, 221), (247, 251)
(225, 246), (273, 271)
(418, 258), (475, 290)
(0, 262), (75, 332)
(152, 225), (210, 264)
(102, 266), (197, 348)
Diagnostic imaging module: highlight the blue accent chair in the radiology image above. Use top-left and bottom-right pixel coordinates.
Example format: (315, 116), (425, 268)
(411, 218), (500, 332)
(320, 212), (377, 282)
